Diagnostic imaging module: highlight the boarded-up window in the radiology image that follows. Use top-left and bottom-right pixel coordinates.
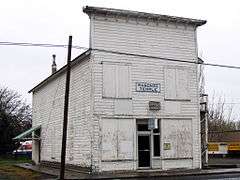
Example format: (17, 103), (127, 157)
(161, 119), (193, 158)
(165, 67), (189, 100)
(103, 63), (131, 98)
(101, 119), (134, 160)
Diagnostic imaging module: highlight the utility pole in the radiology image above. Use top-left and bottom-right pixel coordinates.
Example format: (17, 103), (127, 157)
(200, 93), (208, 167)
(60, 36), (72, 180)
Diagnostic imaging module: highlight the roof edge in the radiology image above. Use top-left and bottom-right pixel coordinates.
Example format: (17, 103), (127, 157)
(28, 49), (91, 93)
(83, 6), (206, 26)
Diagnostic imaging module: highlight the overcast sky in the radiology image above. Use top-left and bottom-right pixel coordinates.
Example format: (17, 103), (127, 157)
(1, 0), (240, 118)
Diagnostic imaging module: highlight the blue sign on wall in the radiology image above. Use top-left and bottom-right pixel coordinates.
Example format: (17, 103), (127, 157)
(136, 82), (160, 93)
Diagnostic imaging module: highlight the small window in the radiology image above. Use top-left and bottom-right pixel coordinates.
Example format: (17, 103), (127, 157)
(153, 119), (160, 157)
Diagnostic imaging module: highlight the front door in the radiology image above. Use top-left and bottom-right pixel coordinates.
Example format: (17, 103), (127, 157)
(138, 134), (151, 168)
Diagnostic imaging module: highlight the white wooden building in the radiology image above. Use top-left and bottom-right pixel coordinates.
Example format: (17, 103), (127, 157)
(26, 6), (206, 173)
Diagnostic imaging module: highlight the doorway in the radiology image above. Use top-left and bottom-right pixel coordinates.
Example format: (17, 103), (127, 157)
(137, 121), (151, 168)
(138, 134), (151, 168)
(137, 119), (161, 169)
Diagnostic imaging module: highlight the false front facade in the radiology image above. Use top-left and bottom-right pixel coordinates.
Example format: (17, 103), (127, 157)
(29, 6), (206, 173)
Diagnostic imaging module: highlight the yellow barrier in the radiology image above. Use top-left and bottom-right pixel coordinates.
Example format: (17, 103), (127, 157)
(228, 143), (240, 151)
(208, 143), (219, 151)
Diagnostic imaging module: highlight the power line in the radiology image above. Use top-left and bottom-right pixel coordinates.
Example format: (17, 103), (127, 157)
(209, 103), (240, 105)
(203, 63), (240, 70)
(91, 48), (240, 69)
(91, 47), (240, 69)
(1, 41), (240, 70)
(0, 41), (88, 50)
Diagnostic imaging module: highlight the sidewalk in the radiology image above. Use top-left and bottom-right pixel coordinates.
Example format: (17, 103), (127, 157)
(15, 163), (240, 179)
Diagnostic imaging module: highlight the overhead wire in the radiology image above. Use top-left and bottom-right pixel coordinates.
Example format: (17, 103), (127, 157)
(0, 41), (88, 50)
(91, 47), (240, 69)
(1, 41), (240, 69)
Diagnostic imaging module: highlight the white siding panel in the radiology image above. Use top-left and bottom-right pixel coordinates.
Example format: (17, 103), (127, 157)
(101, 161), (135, 171)
(114, 99), (133, 115)
(165, 101), (181, 114)
(162, 159), (193, 170)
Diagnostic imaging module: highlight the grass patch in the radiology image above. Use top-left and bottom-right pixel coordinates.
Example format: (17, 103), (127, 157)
(0, 155), (32, 165)
(0, 155), (41, 179)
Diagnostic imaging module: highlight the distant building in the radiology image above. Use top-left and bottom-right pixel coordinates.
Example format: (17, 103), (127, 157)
(16, 6), (206, 173)
(208, 131), (240, 155)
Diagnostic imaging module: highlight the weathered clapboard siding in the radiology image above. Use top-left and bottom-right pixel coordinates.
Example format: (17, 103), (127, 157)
(32, 57), (92, 167)
(92, 16), (197, 62)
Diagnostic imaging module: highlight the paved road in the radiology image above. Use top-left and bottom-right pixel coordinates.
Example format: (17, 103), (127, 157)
(127, 173), (240, 180)
(209, 157), (240, 165)
(1, 172), (240, 180)
(0, 172), (56, 180)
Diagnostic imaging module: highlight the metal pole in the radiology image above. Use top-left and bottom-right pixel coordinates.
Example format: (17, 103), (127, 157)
(60, 36), (72, 180)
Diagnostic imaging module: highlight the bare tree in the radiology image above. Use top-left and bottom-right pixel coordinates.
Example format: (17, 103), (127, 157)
(208, 94), (238, 131)
(197, 57), (239, 132)
(0, 87), (32, 155)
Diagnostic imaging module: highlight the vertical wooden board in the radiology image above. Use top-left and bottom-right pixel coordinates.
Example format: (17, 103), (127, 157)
(164, 68), (176, 99)
(176, 69), (189, 99)
(102, 64), (116, 97)
(118, 119), (134, 159)
(116, 65), (130, 98)
(101, 119), (118, 160)
(162, 119), (193, 158)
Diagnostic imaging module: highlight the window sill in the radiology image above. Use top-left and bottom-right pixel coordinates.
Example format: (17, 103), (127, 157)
(102, 96), (132, 100)
(164, 98), (191, 102)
